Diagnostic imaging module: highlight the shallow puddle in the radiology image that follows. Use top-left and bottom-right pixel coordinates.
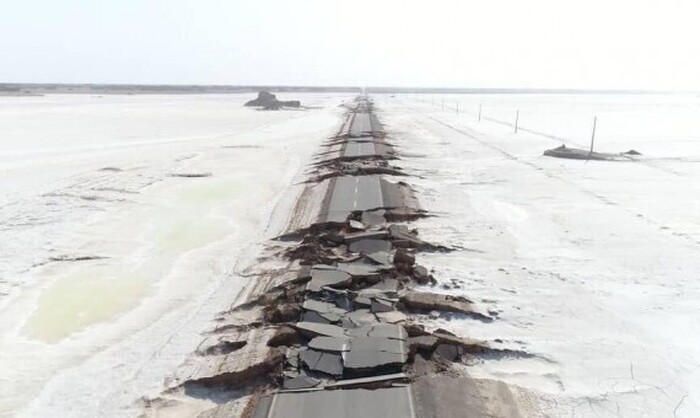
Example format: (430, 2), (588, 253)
(22, 176), (244, 342)
(23, 264), (150, 342)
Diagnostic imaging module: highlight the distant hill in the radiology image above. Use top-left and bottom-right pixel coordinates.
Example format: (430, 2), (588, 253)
(0, 83), (662, 95)
(0, 84), (360, 95)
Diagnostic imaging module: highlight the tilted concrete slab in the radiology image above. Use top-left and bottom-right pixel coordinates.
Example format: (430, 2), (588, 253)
(341, 334), (408, 374)
(308, 336), (350, 352)
(301, 310), (336, 324)
(366, 278), (400, 295)
(345, 309), (380, 327)
(364, 251), (391, 266)
(303, 299), (348, 317)
(371, 298), (395, 313)
(349, 336), (407, 355)
(369, 324), (407, 340)
(294, 322), (346, 339)
(336, 262), (382, 278)
(344, 230), (389, 242)
(348, 238), (392, 254)
(343, 351), (406, 372)
(283, 376), (321, 390)
(300, 349), (343, 377)
(346, 324), (407, 340)
(307, 267), (352, 292)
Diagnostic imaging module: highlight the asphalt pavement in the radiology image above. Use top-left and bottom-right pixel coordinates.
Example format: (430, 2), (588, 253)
(324, 175), (384, 222)
(349, 112), (373, 137)
(255, 386), (415, 418)
(343, 141), (377, 158)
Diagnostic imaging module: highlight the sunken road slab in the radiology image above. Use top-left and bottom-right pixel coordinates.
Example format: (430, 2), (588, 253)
(343, 141), (377, 158)
(322, 175), (384, 223)
(319, 175), (416, 224)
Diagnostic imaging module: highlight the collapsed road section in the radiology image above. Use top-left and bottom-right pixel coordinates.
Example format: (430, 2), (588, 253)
(147, 96), (529, 418)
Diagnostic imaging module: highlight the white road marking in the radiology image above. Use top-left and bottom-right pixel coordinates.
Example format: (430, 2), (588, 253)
(267, 392), (280, 418)
(354, 177), (360, 208)
(368, 142), (376, 155)
(406, 384), (417, 418)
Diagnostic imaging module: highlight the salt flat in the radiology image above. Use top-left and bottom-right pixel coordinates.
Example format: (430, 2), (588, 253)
(0, 93), (351, 417)
(377, 93), (700, 417)
(3, 92), (699, 417)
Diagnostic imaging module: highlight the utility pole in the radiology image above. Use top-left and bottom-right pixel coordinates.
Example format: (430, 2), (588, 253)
(588, 116), (598, 158)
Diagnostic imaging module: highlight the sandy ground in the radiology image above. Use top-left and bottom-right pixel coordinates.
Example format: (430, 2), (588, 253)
(0, 93), (351, 417)
(376, 93), (700, 417)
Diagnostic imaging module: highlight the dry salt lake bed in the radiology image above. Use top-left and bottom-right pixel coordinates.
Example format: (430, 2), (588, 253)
(1, 92), (699, 417)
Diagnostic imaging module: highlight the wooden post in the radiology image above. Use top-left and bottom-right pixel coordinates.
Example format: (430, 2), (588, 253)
(478, 104), (482, 122)
(588, 116), (598, 158)
(456, 102), (459, 114)
(441, 98), (444, 110)
(514, 110), (519, 134)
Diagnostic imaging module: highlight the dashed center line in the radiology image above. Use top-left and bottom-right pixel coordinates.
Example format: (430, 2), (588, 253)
(353, 178), (359, 208)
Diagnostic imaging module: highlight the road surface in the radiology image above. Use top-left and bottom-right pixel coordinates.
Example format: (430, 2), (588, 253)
(254, 386), (416, 418)
(349, 112), (373, 136)
(324, 175), (384, 222)
(343, 141), (377, 158)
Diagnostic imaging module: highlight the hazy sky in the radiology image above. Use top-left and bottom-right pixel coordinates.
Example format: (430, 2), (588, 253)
(2, 0), (699, 90)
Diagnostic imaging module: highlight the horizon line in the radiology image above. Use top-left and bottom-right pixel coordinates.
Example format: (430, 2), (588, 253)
(1, 82), (694, 95)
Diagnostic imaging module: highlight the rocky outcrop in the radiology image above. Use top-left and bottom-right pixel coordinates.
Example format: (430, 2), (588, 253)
(244, 91), (301, 109)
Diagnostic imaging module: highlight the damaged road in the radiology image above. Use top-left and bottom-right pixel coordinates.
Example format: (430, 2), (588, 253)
(249, 97), (505, 418)
(151, 96), (529, 418)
